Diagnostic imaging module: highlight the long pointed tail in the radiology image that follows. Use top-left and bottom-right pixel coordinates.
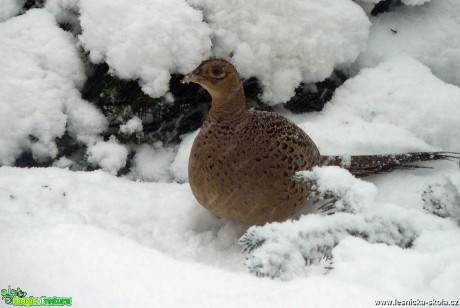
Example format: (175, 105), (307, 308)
(321, 152), (460, 177)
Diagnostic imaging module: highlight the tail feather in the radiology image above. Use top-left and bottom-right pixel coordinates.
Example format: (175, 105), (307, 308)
(321, 152), (460, 177)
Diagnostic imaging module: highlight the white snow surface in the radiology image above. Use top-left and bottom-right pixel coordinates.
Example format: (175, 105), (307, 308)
(119, 116), (143, 135)
(70, 0), (369, 104)
(77, 0), (212, 98)
(358, 0), (431, 5)
(355, 0), (460, 87)
(297, 166), (378, 214)
(422, 176), (460, 221)
(0, 0), (25, 22)
(1, 162), (459, 306)
(0, 9), (107, 165)
(189, 0), (370, 104)
(242, 166), (459, 279)
(169, 130), (199, 182)
(45, 0), (80, 29)
(401, 0), (431, 4)
(288, 56), (460, 155)
(86, 137), (128, 174)
(130, 143), (175, 182)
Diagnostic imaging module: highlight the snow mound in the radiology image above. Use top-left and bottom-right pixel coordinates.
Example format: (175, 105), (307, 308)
(169, 130), (199, 182)
(45, 0), (80, 29)
(119, 116), (143, 135)
(356, 0), (460, 87)
(1, 160), (459, 304)
(296, 56), (460, 154)
(65, 97), (108, 145)
(423, 177), (460, 221)
(78, 0), (211, 98)
(87, 137), (128, 174)
(0, 0), (25, 22)
(0, 167), (247, 273)
(358, 0), (431, 5)
(241, 212), (423, 279)
(0, 9), (107, 165)
(188, 0), (370, 104)
(52, 156), (73, 169)
(0, 222), (371, 307)
(131, 143), (175, 182)
(241, 166), (459, 279)
(401, 0), (431, 4)
(295, 166), (377, 214)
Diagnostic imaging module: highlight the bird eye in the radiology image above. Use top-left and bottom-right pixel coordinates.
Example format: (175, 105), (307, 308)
(210, 66), (226, 78)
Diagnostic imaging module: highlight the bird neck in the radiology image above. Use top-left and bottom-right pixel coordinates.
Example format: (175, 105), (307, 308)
(208, 82), (248, 123)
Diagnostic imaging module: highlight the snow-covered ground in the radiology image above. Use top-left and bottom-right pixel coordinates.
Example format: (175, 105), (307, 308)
(1, 0), (460, 307)
(1, 164), (459, 307)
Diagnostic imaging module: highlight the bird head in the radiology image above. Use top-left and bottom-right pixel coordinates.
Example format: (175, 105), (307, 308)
(181, 59), (242, 101)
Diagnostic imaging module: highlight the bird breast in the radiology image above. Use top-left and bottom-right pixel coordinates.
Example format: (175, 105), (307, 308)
(188, 111), (321, 225)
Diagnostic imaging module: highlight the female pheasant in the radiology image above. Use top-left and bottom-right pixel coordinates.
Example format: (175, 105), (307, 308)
(182, 59), (458, 225)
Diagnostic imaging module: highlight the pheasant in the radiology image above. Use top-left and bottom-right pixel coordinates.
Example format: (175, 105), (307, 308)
(182, 59), (458, 225)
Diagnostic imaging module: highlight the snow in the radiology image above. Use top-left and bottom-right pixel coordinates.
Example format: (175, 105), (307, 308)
(57, 0), (370, 104)
(358, 0), (431, 5)
(422, 176), (460, 220)
(290, 56), (460, 155)
(1, 166), (459, 306)
(0, 9), (107, 165)
(169, 130), (199, 182)
(86, 137), (128, 174)
(355, 0), (460, 87)
(1, 1), (460, 307)
(45, 0), (79, 21)
(401, 0), (431, 4)
(189, 0), (370, 104)
(45, 0), (81, 32)
(119, 116), (143, 135)
(0, 0), (25, 22)
(77, 0), (212, 98)
(130, 143), (175, 182)
(242, 166), (460, 279)
(52, 156), (73, 169)
(65, 97), (108, 145)
(296, 166), (378, 214)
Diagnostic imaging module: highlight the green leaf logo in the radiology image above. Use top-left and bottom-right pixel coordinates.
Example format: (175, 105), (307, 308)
(4, 296), (13, 304)
(1, 286), (27, 305)
(16, 288), (27, 298)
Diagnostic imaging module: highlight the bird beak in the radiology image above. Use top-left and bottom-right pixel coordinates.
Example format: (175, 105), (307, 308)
(181, 73), (198, 84)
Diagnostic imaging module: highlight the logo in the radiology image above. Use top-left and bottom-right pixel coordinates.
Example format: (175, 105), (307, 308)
(1, 286), (72, 306)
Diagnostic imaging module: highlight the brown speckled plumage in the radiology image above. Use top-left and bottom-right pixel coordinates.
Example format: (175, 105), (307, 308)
(183, 59), (459, 225)
(184, 59), (321, 224)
